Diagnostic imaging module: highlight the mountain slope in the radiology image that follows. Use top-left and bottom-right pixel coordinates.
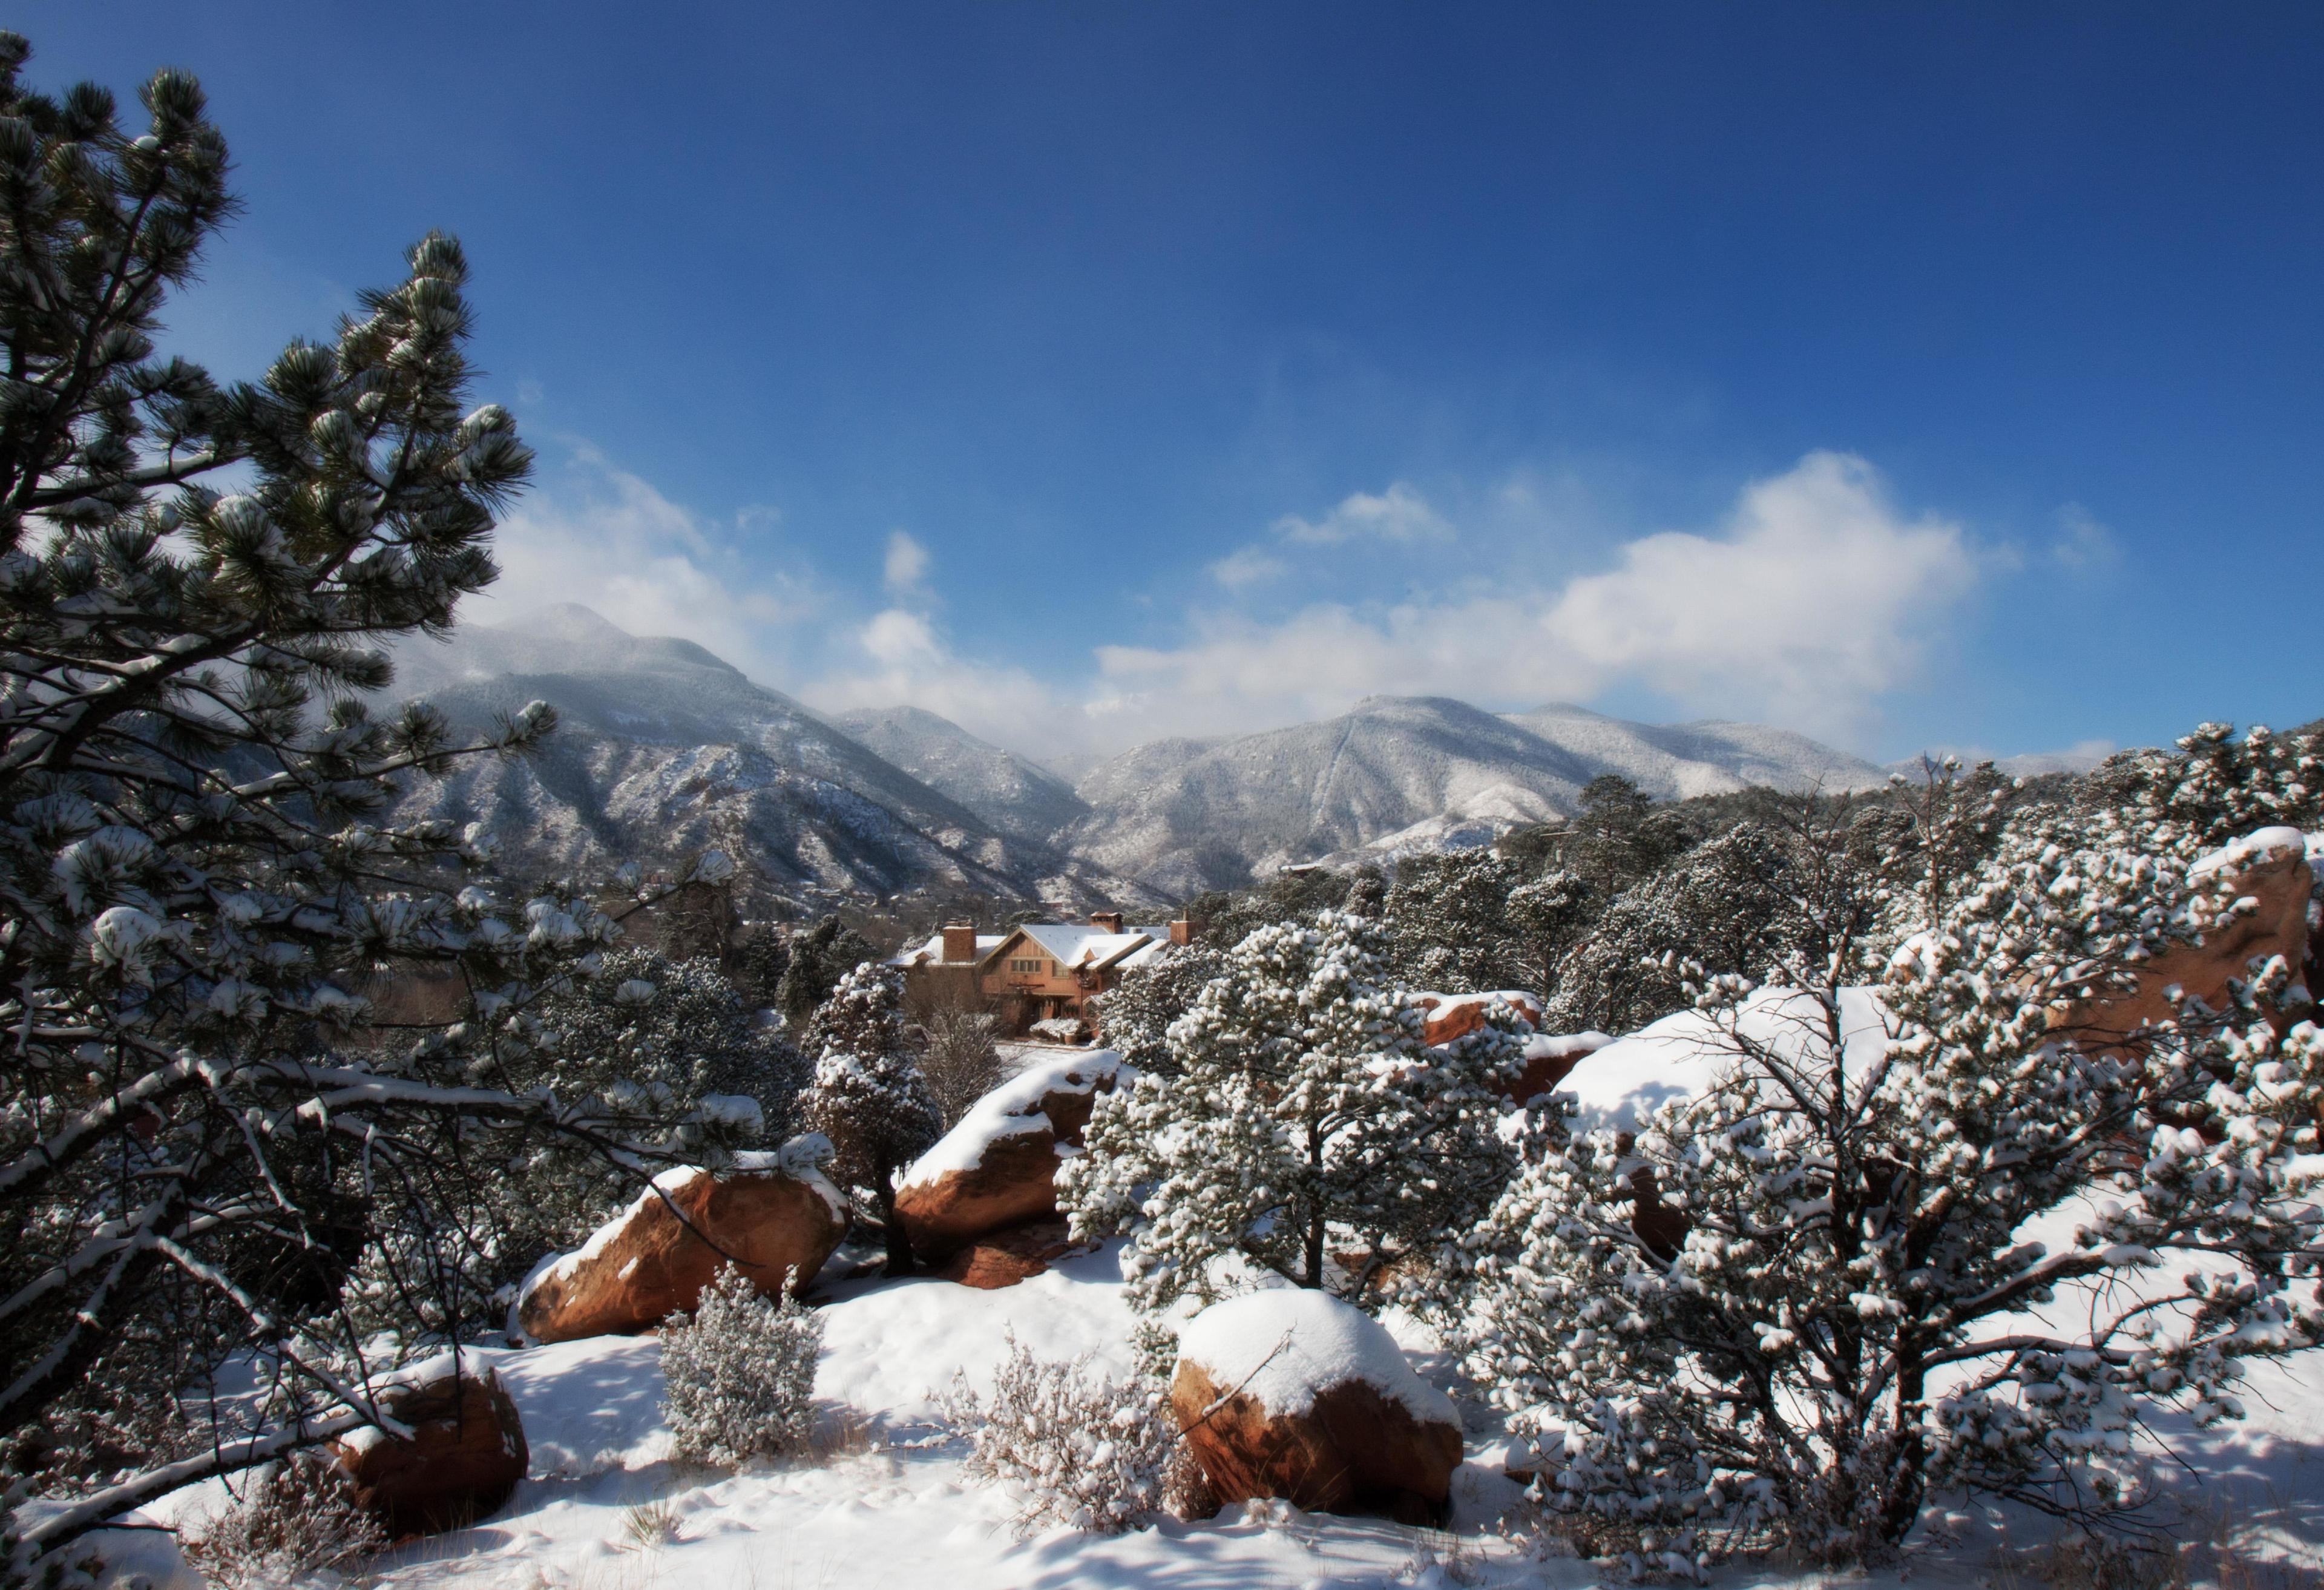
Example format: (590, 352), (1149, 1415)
(1065, 695), (1889, 895)
(383, 606), (1154, 910)
(1502, 703), (1889, 799)
(830, 705), (1089, 844)
(1062, 696), (1600, 895)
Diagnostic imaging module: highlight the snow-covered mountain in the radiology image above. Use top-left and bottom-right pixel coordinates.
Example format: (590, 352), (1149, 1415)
(381, 606), (1154, 910)
(1062, 695), (1889, 896)
(830, 705), (1090, 844)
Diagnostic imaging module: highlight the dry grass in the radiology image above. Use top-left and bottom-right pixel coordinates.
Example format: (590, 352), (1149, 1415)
(809, 1404), (875, 1462)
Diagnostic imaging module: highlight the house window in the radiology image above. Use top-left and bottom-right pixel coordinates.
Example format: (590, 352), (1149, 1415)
(1008, 957), (1043, 973)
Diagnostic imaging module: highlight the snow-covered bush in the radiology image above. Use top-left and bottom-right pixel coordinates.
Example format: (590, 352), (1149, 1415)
(1457, 780), (2324, 1565)
(182, 1457), (384, 1589)
(660, 1264), (824, 1468)
(941, 1333), (1191, 1534)
(799, 964), (943, 1274)
(1061, 911), (1523, 1312)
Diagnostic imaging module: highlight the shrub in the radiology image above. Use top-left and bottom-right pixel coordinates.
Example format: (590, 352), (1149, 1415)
(942, 1334), (1194, 1534)
(182, 1458), (383, 1589)
(660, 1265), (823, 1467)
(916, 1008), (1009, 1127)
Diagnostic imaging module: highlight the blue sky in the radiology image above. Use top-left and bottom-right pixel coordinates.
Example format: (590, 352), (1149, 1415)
(22, 3), (2322, 766)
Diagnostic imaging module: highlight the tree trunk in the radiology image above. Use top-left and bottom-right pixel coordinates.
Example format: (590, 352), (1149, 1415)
(876, 1177), (914, 1276)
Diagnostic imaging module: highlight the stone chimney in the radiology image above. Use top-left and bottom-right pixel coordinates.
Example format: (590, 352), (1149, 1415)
(1169, 918), (1192, 946)
(941, 922), (977, 964)
(1088, 911), (1125, 935)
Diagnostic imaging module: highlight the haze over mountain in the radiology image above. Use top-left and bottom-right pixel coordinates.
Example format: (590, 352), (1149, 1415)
(384, 608), (1895, 906)
(829, 705), (1090, 844)
(382, 606), (1157, 910)
(1062, 695), (1890, 896)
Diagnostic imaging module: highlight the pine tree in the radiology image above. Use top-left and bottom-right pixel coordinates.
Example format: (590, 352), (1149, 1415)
(1382, 848), (1590, 995)
(1088, 940), (1226, 1076)
(0, 34), (716, 1564)
(1457, 748), (2324, 1566)
(776, 915), (878, 1028)
(1060, 911), (1523, 1312)
(798, 963), (940, 1275)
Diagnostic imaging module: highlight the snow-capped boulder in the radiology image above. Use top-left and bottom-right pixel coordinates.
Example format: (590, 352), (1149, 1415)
(1412, 989), (1543, 1047)
(893, 1051), (1126, 1264)
(1168, 1290), (1463, 1525)
(1511, 1028), (1612, 1102)
(328, 1350), (527, 1537)
(517, 1147), (847, 1342)
(2051, 826), (2314, 1051)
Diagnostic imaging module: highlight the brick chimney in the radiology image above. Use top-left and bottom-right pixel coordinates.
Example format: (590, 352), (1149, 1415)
(941, 922), (977, 963)
(1088, 911), (1125, 935)
(1169, 918), (1192, 946)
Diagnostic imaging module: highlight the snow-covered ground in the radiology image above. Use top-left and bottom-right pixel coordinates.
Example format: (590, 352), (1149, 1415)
(132, 1239), (2324, 1590)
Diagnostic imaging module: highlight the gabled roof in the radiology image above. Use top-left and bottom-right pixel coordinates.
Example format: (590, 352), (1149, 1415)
(982, 922), (1171, 973)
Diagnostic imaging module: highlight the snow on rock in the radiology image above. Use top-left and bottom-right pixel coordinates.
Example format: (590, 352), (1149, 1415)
(517, 1152), (848, 1342)
(2053, 824), (2314, 1052)
(1558, 985), (1896, 1136)
(327, 1353), (528, 1538)
(1177, 1290), (1454, 1426)
(1171, 1290), (1463, 1524)
(1512, 1029), (1611, 1102)
(892, 1050), (1126, 1264)
(13, 1506), (200, 1590)
(1412, 990), (1543, 1047)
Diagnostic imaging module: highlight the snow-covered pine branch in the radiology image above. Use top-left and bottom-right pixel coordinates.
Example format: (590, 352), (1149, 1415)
(1059, 910), (1524, 1313)
(1455, 742), (2323, 1566)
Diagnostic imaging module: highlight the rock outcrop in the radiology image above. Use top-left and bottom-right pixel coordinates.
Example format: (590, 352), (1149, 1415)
(517, 1149), (847, 1342)
(1412, 990), (1543, 1048)
(893, 1052), (1125, 1264)
(2051, 826), (2316, 1052)
(329, 1353), (527, 1537)
(1169, 1290), (1463, 1525)
(1510, 1030), (1612, 1102)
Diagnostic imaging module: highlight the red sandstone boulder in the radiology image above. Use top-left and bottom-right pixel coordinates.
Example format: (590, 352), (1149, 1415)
(1412, 990), (1543, 1048)
(2050, 826), (2315, 1052)
(1169, 1290), (1463, 1526)
(1509, 1029), (1613, 1102)
(329, 1352), (526, 1537)
(517, 1151), (847, 1342)
(893, 1051), (1125, 1261)
(934, 1217), (1085, 1289)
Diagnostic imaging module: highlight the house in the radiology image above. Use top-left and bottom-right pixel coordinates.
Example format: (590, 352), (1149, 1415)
(894, 911), (1192, 1036)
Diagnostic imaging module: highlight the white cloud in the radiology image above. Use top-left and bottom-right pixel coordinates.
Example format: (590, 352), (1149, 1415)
(1210, 480), (1452, 587)
(2050, 504), (2121, 571)
(804, 606), (1073, 758)
(1097, 452), (1981, 747)
(1272, 481), (1453, 545)
(1208, 545), (1288, 590)
(883, 529), (931, 593)
(480, 444), (820, 685)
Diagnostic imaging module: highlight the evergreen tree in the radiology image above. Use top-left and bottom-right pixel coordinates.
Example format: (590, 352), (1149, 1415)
(798, 963), (940, 1275)
(1060, 912), (1523, 1312)
(1088, 941), (1226, 1077)
(1541, 825), (1801, 1037)
(1563, 774), (1696, 899)
(1456, 738), (2324, 1566)
(776, 915), (877, 1028)
(1382, 848), (1591, 995)
(0, 35), (712, 1563)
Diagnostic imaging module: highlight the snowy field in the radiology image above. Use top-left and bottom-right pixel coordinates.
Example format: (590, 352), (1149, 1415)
(133, 1240), (2324, 1590)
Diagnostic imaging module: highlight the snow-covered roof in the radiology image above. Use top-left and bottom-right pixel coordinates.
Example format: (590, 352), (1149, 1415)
(997, 923), (1172, 972)
(891, 931), (1007, 967)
